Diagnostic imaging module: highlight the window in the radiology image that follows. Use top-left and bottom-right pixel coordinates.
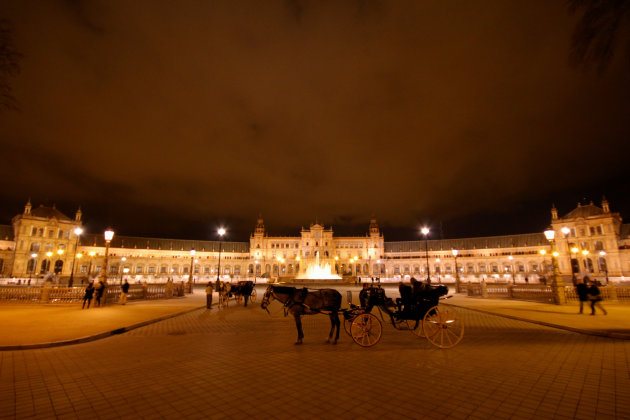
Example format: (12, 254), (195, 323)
(31, 227), (37, 236)
(491, 265), (498, 273)
(479, 265), (486, 273)
(58, 230), (64, 239)
(467, 265), (474, 273)
(149, 266), (156, 274)
(44, 243), (53, 251)
(172, 266), (178, 274)
(109, 265), (118, 274)
(30, 243), (40, 252)
(38, 228), (43, 236)
(40, 259), (50, 274)
(204, 266), (210, 274)
(136, 266), (143, 274)
(161, 265), (168, 274)
(27, 258), (37, 273)
(596, 226), (603, 235)
(589, 227), (596, 235)
(518, 265), (525, 272)
(48, 230), (54, 238)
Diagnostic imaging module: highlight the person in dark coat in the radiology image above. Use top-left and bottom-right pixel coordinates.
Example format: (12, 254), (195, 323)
(82, 282), (95, 309)
(587, 280), (607, 315)
(119, 280), (130, 305)
(576, 278), (589, 314)
(94, 279), (105, 307)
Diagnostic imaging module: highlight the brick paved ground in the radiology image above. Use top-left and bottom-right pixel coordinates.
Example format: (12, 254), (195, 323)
(1, 289), (629, 419)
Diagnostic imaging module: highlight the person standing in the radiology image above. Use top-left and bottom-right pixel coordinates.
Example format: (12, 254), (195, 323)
(587, 280), (607, 315)
(94, 279), (104, 307)
(205, 282), (213, 309)
(119, 279), (130, 305)
(82, 282), (95, 309)
(576, 278), (589, 314)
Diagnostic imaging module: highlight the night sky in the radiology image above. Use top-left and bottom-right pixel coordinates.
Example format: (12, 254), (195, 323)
(1, 1), (629, 242)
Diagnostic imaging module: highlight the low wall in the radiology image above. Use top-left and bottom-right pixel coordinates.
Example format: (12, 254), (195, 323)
(0, 282), (186, 304)
(467, 282), (630, 304)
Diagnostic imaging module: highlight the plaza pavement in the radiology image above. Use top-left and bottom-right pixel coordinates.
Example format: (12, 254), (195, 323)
(1, 285), (630, 419)
(1, 285), (628, 349)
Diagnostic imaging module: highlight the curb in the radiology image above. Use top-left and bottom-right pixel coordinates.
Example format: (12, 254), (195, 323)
(0, 305), (205, 351)
(445, 303), (630, 340)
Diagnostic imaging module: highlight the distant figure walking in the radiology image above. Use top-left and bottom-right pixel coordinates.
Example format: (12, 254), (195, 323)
(205, 282), (213, 309)
(587, 280), (607, 315)
(119, 280), (130, 305)
(576, 278), (589, 314)
(82, 282), (95, 309)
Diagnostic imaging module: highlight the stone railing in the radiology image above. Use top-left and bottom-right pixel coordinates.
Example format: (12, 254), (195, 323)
(0, 281), (186, 305)
(466, 281), (630, 304)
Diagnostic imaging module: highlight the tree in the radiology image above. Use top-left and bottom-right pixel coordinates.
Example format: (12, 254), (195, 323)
(568, 0), (630, 73)
(0, 19), (21, 111)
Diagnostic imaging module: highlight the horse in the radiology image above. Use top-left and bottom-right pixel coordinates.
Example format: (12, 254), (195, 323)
(260, 285), (342, 345)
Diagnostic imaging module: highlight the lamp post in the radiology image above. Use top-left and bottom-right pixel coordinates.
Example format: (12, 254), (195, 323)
(100, 228), (115, 282)
(29, 253), (37, 284)
(436, 257), (441, 283)
(120, 257), (126, 284)
(599, 251), (609, 284)
(46, 251), (53, 274)
(88, 251), (96, 277)
(561, 227), (574, 284)
(582, 249), (590, 274)
(452, 249), (461, 293)
(188, 249), (196, 292)
(421, 227), (431, 284)
(544, 228), (565, 304)
(508, 255), (515, 284)
(216, 228), (226, 285)
(69, 227), (83, 287)
(56, 249), (65, 276)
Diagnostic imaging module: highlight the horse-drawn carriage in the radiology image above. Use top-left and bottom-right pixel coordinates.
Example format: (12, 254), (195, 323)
(260, 281), (464, 348)
(219, 281), (256, 307)
(344, 283), (464, 348)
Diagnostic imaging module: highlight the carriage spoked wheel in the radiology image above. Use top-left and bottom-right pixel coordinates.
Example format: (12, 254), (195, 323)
(405, 319), (425, 337)
(250, 288), (257, 303)
(422, 306), (464, 349)
(350, 313), (382, 347)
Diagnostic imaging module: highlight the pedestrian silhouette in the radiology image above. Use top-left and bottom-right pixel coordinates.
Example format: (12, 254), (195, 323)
(82, 282), (94, 309)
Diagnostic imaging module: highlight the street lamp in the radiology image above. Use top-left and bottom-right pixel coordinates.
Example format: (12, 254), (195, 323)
(29, 253), (37, 284)
(189, 249), (196, 291)
(120, 257), (126, 284)
(599, 251), (609, 284)
(452, 249), (461, 293)
(100, 228), (115, 282)
(544, 228), (565, 304)
(436, 257), (441, 283)
(88, 251), (96, 277)
(582, 249), (590, 274)
(216, 227), (226, 285)
(69, 227), (83, 287)
(508, 255), (515, 284)
(421, 227), (431, 284)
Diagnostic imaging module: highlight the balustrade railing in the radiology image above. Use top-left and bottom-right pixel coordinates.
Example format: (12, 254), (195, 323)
(0, 281), (187, 304)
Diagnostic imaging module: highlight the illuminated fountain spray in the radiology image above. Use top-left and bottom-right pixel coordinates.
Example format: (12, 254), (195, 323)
(295, 251), (341, 280)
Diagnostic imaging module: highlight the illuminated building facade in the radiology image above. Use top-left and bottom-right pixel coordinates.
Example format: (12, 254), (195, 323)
(0, 199), (628, 284)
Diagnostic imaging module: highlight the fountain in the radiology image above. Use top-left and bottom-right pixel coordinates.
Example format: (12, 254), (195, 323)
(293, 251), (343, 283)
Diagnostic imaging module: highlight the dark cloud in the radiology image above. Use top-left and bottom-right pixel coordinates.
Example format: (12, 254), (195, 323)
(0, 1), (629, 241)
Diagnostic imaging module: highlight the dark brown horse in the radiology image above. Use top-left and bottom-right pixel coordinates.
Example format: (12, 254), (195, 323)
(261, 285), (342, 345)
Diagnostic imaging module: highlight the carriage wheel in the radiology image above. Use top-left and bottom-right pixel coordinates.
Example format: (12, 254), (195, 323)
(422, 306), (464, 349)
(351, 313), (382, 347)
(405, 319), (425, 337)
(250, 288), (257, 303)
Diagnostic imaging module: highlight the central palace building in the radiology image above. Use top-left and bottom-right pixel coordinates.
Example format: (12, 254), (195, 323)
(1, 199), (629, 285)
